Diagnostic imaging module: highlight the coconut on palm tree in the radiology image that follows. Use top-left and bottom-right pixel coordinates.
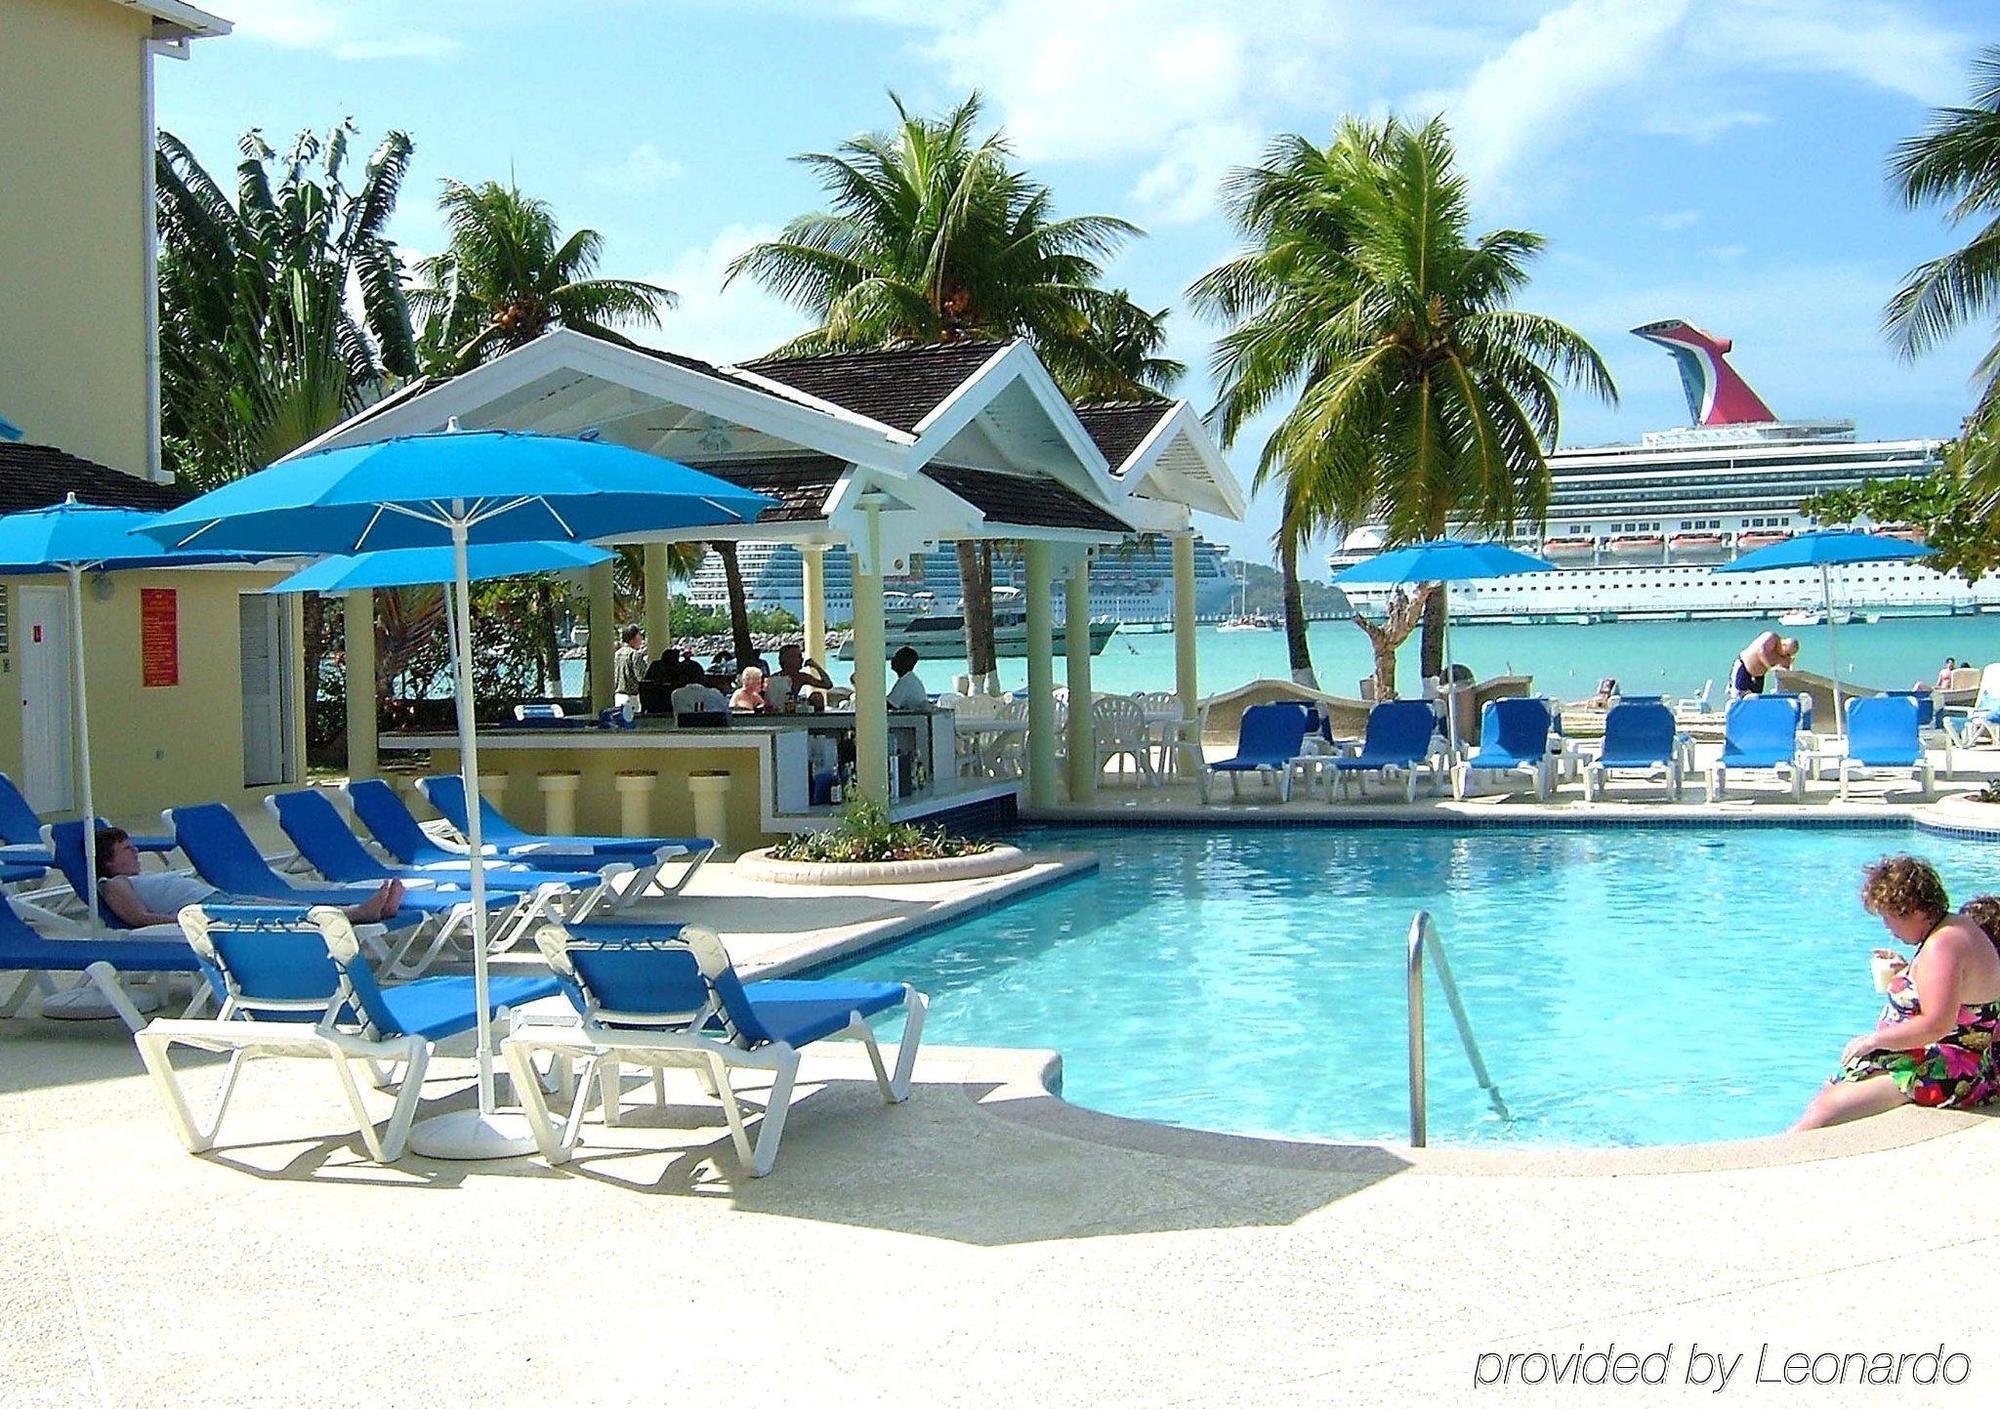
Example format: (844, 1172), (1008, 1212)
(412, 179), (677, 374)
(1191, 116), (1614, 688)
(728, 93), (1172, 685)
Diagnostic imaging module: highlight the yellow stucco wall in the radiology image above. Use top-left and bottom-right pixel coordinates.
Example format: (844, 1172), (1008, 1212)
(0, 570), (306, 827)
(0, 0), (154, 475)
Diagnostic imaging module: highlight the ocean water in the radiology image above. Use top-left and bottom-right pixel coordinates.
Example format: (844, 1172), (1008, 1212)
(824, 823), (2000, 1146)
(588, 614), (2000, 701)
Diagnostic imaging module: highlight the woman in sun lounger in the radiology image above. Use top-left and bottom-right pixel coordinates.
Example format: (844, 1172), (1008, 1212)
(1794, 857), (2000, 1129)
(94, 827), (404, 928)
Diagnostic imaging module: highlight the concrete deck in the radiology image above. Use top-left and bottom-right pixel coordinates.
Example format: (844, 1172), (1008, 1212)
(10, 762), (2000, 1404)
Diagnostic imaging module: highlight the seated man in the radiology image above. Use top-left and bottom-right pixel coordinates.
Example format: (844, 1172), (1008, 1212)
(730, 666), (770, 713)
(669, 658), (727, 715)
(777, 642), (836, 703)
(95, 826), (404, 928)
(886, 646), (931, 710)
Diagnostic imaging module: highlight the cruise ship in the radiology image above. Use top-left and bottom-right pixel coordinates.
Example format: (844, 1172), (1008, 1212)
(687, 533), (1242, 625)
(1330, 320), (1998, 621)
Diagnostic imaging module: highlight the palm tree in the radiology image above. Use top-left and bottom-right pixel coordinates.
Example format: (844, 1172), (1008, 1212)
(1191, 117), (1615, 683)
(411, 180), (677, 374)
(1886, 45), (2000, 489)
(728, 93), (1169, 683)
(156, 122), (418, 760)
(156, 122), (416, 487)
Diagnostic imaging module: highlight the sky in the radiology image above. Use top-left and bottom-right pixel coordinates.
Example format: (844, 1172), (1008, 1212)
(157, 0), (1995, 577)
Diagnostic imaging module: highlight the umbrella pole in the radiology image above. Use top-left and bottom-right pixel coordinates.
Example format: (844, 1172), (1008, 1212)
(1442, 588), (1459, 759)
(408, 522), (536, 1160)
(1821, 563), (1842, 737)
(66, 566), (97, 922)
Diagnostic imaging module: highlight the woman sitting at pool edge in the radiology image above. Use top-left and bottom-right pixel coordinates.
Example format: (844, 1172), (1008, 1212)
(1794, 856), (2000, 1130)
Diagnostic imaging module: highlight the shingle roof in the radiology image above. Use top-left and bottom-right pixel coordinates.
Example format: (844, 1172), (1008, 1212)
(926, 465), (1130, 535)
(685, 455), (845, 523)
(0, 443), (193, 514)
(740, 342), (1010, 434)
(1072, 400), (1176, 472)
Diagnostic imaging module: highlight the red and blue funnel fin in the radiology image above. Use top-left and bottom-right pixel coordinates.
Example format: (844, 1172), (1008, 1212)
(1630, 320), (1776, 426)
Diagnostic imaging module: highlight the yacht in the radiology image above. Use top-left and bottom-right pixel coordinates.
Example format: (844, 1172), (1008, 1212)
(1330, 319), (1993, 621)
(833, 586), (1120, 660)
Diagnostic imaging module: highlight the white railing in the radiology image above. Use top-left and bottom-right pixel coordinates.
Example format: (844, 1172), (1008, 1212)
(1406, 910), (1510, 1147)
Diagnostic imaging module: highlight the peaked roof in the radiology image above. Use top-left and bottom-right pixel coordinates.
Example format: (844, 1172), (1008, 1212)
(741, 342), (1010, 434)
(1073, 400), (1178, 472)
(0, 443), (192, 515)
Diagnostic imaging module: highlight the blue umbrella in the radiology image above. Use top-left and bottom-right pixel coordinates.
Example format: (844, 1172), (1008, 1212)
(144, 428), (772, 1159)
(0, 495), (274, 921)
(1716, 530), (1937, 733)
(1334, 537), (1555, 753)
(262, 541), (612, 596)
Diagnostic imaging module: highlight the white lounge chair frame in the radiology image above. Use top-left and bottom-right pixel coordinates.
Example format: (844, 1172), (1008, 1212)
(1838, 752), (1934, 802)
(503, 923), (927, 1178)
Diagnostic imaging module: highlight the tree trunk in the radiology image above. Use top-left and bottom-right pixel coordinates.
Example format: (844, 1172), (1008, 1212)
(1278, 530), (1316, 688)
(302, 592), (327, 759)
(956, 539), (998, 690)
(1352, 585), (1433, 700)
(1419, 581), (1449, 681)
(717, 540), (755, 666)
(533, 579), (561, 692)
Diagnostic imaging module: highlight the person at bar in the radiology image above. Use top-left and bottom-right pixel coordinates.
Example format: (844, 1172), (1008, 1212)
(886, 646), (931, 710)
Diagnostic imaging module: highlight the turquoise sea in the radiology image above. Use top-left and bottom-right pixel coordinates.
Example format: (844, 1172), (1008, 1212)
(596, 614), (2000, 702)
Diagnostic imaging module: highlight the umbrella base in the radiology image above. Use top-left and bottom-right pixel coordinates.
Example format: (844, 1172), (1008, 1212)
(407, 1107), (537, 1160)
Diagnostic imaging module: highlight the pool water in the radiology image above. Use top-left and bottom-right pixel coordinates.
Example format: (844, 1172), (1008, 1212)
(821, 824), (2000, 1147)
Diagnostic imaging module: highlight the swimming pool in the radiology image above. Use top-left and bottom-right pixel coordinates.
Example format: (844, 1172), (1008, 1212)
(821, 823), (2000, 1147)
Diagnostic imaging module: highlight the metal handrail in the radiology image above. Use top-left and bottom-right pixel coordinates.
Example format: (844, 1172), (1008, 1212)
(1407, 910), (1510, 1146)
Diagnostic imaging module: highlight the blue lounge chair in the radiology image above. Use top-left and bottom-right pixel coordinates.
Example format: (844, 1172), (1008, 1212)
(1838, 696), (1934, 801)
(503, 921), (926, 1177)
(1705, 695), (1807, 802)
(0, 772), (172, 871)
(1331, 701), (1442, 803)
(0, 891), (203, 1032)
(265, 788), (609, 895)
(167, 802), (546, 977)
(416, 774), (714, 896)
(1453, 698), (1555, 800)
(1584, 701), (1685, 801)
(1197, 703), (1313, 802)
(1878, 690), (1955, 776)
(136, 904), (561, 1162)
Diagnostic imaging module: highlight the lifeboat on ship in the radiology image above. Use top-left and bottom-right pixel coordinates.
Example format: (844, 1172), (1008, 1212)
(1605, 533), (1665, 557)
(1668, 531), (1729, 563)
(1879, 525), (1928, 544)
(1541, 536), (1598, 560)
(1737, 530), (1793, 549)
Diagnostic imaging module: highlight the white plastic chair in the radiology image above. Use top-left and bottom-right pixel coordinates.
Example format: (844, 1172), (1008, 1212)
(1091, 695), (1158, 786)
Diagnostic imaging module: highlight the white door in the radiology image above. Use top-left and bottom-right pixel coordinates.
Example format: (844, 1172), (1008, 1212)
(17, 586), (74, 812)
(239, 595), (296, 788)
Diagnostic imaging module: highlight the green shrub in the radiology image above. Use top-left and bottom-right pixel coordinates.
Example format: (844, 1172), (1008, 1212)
(769, 795), (997, 863)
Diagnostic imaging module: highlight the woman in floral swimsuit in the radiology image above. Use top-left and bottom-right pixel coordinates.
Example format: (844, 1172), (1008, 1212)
(1794, 856), (2000, 1130)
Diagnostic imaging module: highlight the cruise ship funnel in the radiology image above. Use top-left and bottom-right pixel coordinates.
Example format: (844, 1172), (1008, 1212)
(1631, 319), (1777, 427)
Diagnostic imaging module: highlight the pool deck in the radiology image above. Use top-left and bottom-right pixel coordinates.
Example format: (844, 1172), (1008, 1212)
(10, 757), (2000, 1404)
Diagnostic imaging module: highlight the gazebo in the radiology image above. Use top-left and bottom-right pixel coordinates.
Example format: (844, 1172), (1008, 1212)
(299, 330), (1243, 816)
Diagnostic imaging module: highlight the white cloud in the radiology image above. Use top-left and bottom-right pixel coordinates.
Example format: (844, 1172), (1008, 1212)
(636, 224), (809, 365)
(1129, 122), (1260, 227)
(232, 0), (460, 61)
(1444, 0), (1692, 193)
(1693, 0), (1969, 105)
(1644, 107), (1769, 142)
(587, 143), (684, 193)
(1653, 210), (1701, 230)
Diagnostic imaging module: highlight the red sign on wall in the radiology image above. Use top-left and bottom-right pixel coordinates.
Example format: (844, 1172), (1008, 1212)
(141, 588), (179, 687)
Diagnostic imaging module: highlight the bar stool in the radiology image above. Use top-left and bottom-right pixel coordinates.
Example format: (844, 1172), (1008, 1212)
(536, 769), (582, 836)
(613, 769), (658, 838)
(687, 770), (731, 857)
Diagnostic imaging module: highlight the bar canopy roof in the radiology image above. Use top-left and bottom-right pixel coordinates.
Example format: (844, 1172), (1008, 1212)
(299, 331), (1244, 567)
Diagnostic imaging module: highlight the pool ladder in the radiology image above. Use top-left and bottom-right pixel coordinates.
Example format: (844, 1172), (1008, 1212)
(1407, 911), (1511, 1147)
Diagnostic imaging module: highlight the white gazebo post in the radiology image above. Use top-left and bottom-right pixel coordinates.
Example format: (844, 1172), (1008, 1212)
(586, 558), (616, 707)
(851, 501), (889, 803)
(642, 542), (672, 651)
(801, 543), (828, 666)
(1171, 529), (1199, 722)
(1024, 541), (1058, 807)
(1064, 552), (1095, 801)
(344, 587), (377, 781)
